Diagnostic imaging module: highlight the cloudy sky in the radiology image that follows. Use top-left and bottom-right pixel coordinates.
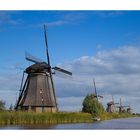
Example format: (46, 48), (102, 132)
(0, 11), (140, 113)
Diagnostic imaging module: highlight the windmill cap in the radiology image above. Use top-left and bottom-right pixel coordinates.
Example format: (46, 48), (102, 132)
(26, 62), (51, 73)
(107, 101), (114, 105)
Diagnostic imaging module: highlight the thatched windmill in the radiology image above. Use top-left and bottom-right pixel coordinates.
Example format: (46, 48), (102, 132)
(116, 98), (129, 113)
(15, 25), (72, 112)
(127, 107), (132, 114)
(106, 95), (119, 113)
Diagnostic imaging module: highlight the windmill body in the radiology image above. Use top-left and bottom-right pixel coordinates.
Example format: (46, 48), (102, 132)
(127, 107), (132, 114)
(106, 101), (116, 113)
(106, 96), (119, 113)
(15, 25), (72, 112)
(15, 63), (57, 112)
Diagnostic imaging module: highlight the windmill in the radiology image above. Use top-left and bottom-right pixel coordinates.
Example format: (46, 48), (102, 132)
(106, 95), (119, 113)
(92, 78), (103, 100)
(15, 25), (72, 112)
(116, 98), (129, 113)
(126, 106), (133, 114)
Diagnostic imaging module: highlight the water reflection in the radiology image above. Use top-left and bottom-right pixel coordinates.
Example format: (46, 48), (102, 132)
(1, 117), (140, 130)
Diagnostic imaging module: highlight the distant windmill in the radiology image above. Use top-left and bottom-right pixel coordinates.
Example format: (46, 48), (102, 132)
(15, 25), (72, 112)
(106, 95), (119, 113)
(126, 106), (133, 114)
(116, 98), (129, 113)
(92, 78), (103, 100)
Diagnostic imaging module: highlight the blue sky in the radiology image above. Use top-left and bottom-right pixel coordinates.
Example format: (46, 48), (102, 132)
(1, 11), (140, 113)
(1, 11), (140, 67)
(0, 11), (140, 63)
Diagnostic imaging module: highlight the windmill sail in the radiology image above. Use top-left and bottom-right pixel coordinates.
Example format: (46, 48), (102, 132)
(93, 78), (97, 96)
(92, 78), (103, 99)
(43, 24), (57, 111)
(25, 52), (43, 63)
(44, 24), (51, 66)
(53, 66), (72, 76)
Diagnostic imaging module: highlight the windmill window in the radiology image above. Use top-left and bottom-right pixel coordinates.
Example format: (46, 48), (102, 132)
(40, 89), (43, 94)
(46, 72), (49, 76)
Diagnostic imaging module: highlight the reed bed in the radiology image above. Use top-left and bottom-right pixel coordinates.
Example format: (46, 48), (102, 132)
(0, 111), (136, 125)
(0, 111), (93, 125)
(100, 112), (135, 120)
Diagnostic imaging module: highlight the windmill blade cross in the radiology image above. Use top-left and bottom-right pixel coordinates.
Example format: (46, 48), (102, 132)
(52, 66), (72, 76)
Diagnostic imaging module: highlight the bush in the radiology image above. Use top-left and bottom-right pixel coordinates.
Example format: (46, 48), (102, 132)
(82, 94), (104, 117)
(0, 100), (5, 111)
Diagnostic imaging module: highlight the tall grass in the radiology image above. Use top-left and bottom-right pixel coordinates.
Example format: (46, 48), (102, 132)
(0, 111), (136, 125)
(0, 111), (93, 125)
(99, 112), (135, 120)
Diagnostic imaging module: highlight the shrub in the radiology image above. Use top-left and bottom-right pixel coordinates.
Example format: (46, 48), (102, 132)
(82, 94), (104, 117)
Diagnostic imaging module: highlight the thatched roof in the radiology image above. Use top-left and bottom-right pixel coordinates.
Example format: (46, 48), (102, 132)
(26, 62), (50, 74)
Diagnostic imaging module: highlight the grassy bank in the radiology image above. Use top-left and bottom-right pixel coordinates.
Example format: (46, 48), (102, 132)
(0, 111), (93, 125)
(0, 111), (137, 125)
(99, 112), (136, 121)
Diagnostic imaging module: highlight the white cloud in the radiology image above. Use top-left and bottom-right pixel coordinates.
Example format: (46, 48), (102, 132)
(45, 11), (124, 27)
(0, 12), (23, 26)
(47, 20), (68, 27)
(57, 96), (84, 111)
(55, 46), (140, 113)
(93, 11), (124, 18)
(0, 11), (125, 29)
(0, 73), (21, 108)
(41, 11), (89, 27)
